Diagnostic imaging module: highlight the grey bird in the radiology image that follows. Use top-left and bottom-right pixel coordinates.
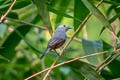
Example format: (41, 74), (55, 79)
(40, 24), (72, 59)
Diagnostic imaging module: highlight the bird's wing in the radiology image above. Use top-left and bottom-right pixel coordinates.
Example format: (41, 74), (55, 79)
(48, 37), (65, 47)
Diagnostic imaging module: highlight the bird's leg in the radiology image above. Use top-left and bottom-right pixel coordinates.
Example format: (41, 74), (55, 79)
(55, 50), (60, 56)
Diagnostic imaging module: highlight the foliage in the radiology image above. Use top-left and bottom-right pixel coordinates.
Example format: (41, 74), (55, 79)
(0, 0), (120, 80)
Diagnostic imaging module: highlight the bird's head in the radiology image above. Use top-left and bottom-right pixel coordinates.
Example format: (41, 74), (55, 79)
(56, 24), (73, 32)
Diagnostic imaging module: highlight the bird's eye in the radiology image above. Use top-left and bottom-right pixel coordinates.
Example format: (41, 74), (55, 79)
(63, 25), (65, 27)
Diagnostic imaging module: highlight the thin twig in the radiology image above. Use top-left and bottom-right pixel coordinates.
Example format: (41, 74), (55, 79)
(24, 51), (107, 80)
(110, 31), (120, 42)
(67, 35), (81, 42)
(95, 53), (116, 71)
(7, 17), (53, 36)
(95, 48), (120, 73)
(83, 53), (120, 80)
(97, 53), (120, 72)
(0, 0), (16, 23)
(43, 0), (104, 80)
(6, 17), (48, 30)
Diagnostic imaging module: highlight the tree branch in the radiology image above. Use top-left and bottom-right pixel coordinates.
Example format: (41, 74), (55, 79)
(24, 51), (107, 80)
(95, 53), (116, 71)
(97, 53), (120, 73)
(0, 0), (16, 23)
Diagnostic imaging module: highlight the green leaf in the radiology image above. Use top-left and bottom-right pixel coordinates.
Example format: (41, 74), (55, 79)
(0, 55), (9, 62)
(72, 69), (85, 80)
(0, 3), (10, 10)
(74, 0), (89, 31)
(7, 12), (19, 19)
(99, 27), (105, 37)
(67, 60), (105, 80)
(103, 0), (120, 6)
(33, 0), (52, 31)
(31, 15), (40, 24)
(101, 69), (113, 80)
(0, 0), (6, 4)
(99, 13), (120, 36)
(106, 5), (114, 16)
(108, 60), (120, 78)
(13, 0), (31, 10)
(117, 30), (120, 37)
(82, 0), (113, 31)
(109, 13), (120, 23)
(55, 0), (71, 26)
(14, 29), (41, 57)
(0, 0), (32, 13)
(48, 5), (73, 19)
(82, 39), (103, 64)
(0, 23), (7, 38)
(102, 40), (113, 51)
(48, 0), (59, 7)
(0, 25), (31, 59)
(23, 38), (41, 57)
(0, 0), (10, 5)
(48, 5), (82, 23)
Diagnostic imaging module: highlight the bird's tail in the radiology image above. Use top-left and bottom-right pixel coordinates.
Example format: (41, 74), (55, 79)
(40, 48), (50, 59)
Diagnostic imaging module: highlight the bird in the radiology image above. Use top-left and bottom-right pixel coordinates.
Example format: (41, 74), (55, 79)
(40, 24), (73, 59)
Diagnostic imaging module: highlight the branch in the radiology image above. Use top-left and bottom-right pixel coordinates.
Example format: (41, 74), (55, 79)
(24, 51), (107, 80)
(67, 35), (81, 42)
(95, 53), (116, 71)
(42, 0), (105, 80)
(110, 31), (120, 42)
(6, 17), (52, 35)
(0, 0), (16, 23)
(95, 48), (120, 73)
(97, 53), (120, 72)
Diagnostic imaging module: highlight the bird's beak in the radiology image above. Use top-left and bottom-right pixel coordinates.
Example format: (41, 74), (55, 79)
(67, 26), (73, 29)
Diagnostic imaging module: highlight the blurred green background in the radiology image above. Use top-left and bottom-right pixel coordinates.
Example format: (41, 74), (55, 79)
(0, 0), (120, 80)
